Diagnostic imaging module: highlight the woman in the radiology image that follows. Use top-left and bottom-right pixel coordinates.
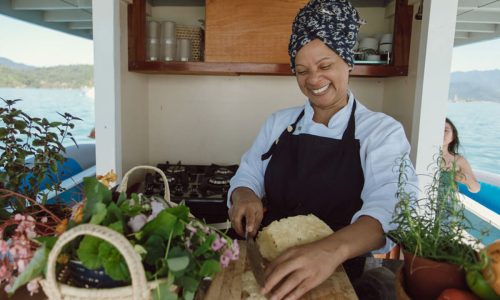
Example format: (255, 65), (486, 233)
(442, 118), (480, 193)
(228, 0), (416, 299)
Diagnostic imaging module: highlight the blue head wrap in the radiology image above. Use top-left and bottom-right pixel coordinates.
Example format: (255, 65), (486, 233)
(288, 0), (361, 73)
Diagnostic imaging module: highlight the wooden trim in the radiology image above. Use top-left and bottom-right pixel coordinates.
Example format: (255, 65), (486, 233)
(128, 0), (146, 65)
(393, 0), (413, 68)
(129, 61), (407, 77)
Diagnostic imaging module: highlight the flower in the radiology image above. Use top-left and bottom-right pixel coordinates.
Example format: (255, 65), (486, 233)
(0, 240), (8, 256)
(26, 279), (40, 296)
(211, 235), (227, 251)
(97, 170), (117, 187)
(128, 214), (148, 232)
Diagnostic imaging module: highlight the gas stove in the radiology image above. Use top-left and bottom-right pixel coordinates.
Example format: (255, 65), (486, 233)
(144, 162), (238, 223)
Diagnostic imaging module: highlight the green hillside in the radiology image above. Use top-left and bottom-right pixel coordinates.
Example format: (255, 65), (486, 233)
(0, 64), (93, 88)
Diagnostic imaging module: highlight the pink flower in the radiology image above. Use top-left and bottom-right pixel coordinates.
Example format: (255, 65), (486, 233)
(0, 265), (10, 280)
(127, 214), (148, 233)
(186, 224), (197, 233)
(231, 240), (240, 260)
(41, 217), (48, 224)
(220, 251), (231, 268)
(211, 235), (227, 251)
(14, 214), (24, 221)
(0, 240), (8, 256)
(26, 279), (40, 295)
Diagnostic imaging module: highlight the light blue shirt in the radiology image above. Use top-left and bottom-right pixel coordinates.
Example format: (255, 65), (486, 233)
(228, 91), (417, 252)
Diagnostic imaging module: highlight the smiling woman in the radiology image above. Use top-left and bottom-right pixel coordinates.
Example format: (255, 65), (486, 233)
(227, 0), (418, 299)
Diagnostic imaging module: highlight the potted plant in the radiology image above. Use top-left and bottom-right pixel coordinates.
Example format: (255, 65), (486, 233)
(0, 97), (81, 217)
(3, 168), (239, 300)
(388, 153), (485, 300)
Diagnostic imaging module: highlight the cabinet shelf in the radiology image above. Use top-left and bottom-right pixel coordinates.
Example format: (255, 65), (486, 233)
(129, 61), (408, 77)
(128, 0), (412, 77)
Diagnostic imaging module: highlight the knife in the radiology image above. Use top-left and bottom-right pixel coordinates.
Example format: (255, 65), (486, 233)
(246, 229), (266, 287)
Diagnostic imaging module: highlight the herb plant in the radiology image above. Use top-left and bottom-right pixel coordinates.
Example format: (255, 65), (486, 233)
(9, 174), (238, 300)
(0, 97), (81, 217)
(388, 153), (484, 269)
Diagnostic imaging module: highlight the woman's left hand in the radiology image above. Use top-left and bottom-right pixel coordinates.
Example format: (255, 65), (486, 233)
(261, 239), (343, 300)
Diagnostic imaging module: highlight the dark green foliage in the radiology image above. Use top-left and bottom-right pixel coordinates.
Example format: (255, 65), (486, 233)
(0, 65), (93, 89)
(0, 97), (81, 216)
(388, 153), (485, 269)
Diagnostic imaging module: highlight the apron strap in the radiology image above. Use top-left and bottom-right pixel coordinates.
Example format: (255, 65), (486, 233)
(342, 100), (357, 140)
(261, 110), (305, 161)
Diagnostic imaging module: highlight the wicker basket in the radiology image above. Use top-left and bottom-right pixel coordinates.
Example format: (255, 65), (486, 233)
(176, 25), (204, 62)
(40, 166), (183, 300)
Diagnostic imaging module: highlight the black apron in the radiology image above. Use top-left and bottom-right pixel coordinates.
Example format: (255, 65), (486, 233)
(261, 100), (364, 231)
(260, 100), (366, 281)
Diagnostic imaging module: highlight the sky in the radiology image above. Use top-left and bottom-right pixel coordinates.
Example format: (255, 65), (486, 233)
(0, 14), (499, 71)
(0, 15), (93, 67)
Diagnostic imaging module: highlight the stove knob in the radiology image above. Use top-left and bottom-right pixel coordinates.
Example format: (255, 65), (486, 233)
(173, 185), (184, 196)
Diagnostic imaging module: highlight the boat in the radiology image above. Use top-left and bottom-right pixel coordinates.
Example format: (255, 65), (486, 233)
(458, 171), (500, 245)
(20, 143), (96, 205)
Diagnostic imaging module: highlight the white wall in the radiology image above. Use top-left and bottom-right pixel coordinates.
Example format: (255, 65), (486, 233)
(383, 5), (420, 143)
(147, 76), (385, 165)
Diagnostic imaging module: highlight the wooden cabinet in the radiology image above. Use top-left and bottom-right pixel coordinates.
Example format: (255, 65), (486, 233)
(128, 0), (412, 76)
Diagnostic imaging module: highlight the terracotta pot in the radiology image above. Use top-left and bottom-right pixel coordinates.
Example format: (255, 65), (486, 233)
(403, 250), (467, 300)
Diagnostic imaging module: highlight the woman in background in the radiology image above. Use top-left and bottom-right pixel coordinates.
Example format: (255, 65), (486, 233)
(442, 118), (480, 193)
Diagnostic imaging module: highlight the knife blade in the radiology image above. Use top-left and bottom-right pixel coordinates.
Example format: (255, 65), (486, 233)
(246, 230), (266, 287)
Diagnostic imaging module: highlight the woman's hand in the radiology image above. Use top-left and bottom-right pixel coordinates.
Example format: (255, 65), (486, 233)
(228, 187), (263, 237)
(262, 238), (344, 300)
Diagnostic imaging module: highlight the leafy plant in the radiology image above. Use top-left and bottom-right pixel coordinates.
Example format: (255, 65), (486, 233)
(11, 174), (239, 300)
(0, 97), (81, 217)
(388, 153), (485, 269)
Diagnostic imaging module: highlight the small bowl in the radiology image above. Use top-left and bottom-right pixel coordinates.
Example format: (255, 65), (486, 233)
(359, 37), (379, 52)
(379, 43), (392, 53)
(366, 54), (381, 61)
(380, 33), (393, 44)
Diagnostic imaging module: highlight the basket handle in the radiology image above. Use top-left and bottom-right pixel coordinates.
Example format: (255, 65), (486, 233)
(44, 224), (150, 300)
(117, 165), (175, 207)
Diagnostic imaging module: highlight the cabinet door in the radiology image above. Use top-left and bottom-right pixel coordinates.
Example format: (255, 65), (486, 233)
(205, 0), (308, 64)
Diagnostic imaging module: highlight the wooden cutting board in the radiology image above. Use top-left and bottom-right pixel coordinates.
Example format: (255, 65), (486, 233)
(204, 242), (358, 300)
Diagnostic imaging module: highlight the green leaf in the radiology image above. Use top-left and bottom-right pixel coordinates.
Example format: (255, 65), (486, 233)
(34, 236), (57, 249)
(13, 120), (27, 131)
(165, 205), (190, 221)
(77, 236), (103, 269)
(199, 259), (221, 277)
(89, 202), (107, 225)
(141, 210), (181, 240)
(7, 245), (49, 296)
(144, 235), (166, 265)
(153, 282), (178, 300)
(100, 243), (130, 281)
(82, 177), (112, 222)
(167, 256), (190, 272)
(177, 276), (199, 298)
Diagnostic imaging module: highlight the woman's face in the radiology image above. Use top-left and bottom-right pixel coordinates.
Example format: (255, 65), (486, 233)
(294, 39), (350, 112)
(443, 122), (454, 146)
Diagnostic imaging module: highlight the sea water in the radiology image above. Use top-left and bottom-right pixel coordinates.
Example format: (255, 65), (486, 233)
(0, 87), (95, 146)
(447, 101), (500, 175)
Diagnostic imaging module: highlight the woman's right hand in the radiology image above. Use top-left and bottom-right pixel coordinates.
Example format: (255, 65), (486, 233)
(228, 187), (263, 237)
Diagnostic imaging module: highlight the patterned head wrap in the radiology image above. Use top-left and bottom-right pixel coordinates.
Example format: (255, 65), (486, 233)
(288, 0), (361, 73)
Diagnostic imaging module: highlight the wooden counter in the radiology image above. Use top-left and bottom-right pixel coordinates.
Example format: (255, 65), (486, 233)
(204, 241), (358, 300)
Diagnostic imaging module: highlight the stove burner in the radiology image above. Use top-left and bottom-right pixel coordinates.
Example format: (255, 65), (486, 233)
(166, 165), (186, 174)
(166, 175), (175, 183)
(214, 167), (234, 176)
(208, 175), (230, 186)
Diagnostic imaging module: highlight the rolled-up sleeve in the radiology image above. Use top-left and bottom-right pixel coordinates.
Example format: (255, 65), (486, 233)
(351, 116), (417, 253)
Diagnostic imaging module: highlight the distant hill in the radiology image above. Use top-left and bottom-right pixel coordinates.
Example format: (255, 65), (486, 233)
(0, 57), (34, 70)
(0, 57), (93, 88)
(449, 70), (500, 103)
